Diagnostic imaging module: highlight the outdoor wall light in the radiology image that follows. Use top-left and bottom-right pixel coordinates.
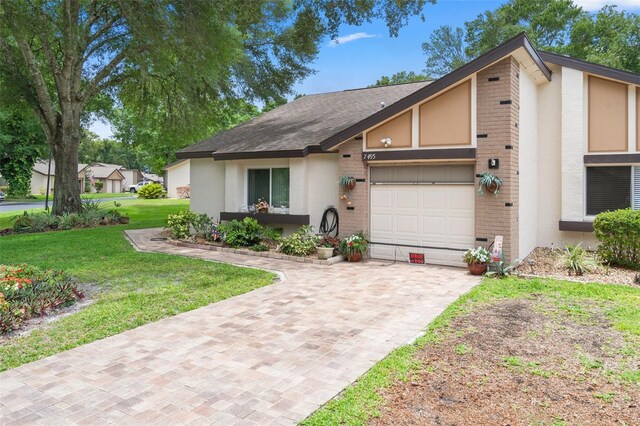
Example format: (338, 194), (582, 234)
(381, 137), (392, 148)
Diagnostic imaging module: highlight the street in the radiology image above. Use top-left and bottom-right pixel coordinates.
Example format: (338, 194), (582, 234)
(0, 197), (136, 213)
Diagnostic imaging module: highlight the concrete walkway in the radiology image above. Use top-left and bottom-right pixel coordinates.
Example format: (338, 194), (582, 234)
(0, 229), (479, 425)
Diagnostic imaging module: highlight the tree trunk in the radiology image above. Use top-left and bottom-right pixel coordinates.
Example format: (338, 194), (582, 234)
(51, 111), (82, 215)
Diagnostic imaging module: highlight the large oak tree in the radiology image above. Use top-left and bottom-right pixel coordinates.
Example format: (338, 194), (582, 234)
(0, 0), (432, 214)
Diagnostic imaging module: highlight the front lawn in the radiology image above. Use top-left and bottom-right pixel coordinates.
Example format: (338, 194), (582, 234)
(4, 192), (133, 203)
(302, 277), (640, 425)
(0, 199), (275, 372)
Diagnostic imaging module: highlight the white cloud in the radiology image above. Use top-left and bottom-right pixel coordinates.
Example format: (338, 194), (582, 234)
(328, 32), (377, 47)
(572, 0), (640, 11)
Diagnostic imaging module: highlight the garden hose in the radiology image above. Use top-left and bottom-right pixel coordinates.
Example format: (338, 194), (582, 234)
(319, 206), (339, 237)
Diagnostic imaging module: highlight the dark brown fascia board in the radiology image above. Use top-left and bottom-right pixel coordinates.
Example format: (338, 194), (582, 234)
(584, 153), (640, 164)
(319, 32), (551, 151)
(363, 148), (476, 162)
(211, 145), (326, 161)
(559, 221), (594, 232)
(175, 150), (212, 159)
(539, 51), (640, 86)
(220, 212), (310, 225)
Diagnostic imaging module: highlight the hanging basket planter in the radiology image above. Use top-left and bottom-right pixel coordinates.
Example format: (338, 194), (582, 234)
(339, 176), (357, 190)
(477, 172), (503, 197)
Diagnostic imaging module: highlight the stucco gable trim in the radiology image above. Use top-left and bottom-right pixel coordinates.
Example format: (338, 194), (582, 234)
(539, 51), (640, 86)
(319, 32), (550, 151)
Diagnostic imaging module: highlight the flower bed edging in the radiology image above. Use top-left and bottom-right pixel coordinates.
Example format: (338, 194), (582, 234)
(170, 240), (344, 265)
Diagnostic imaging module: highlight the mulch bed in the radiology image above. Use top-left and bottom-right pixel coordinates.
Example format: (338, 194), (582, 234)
(371, 298), (639, 426)
(516, 247), (639, 287)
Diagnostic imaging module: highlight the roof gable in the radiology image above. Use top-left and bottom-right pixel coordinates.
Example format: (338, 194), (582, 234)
(320, 32), (550, 150)
(539, 51), (640, 86)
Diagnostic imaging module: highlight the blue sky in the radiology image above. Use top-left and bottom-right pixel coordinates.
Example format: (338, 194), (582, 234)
(90, 0), (640, 138)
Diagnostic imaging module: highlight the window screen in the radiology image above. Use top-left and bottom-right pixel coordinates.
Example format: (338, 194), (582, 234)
(586, 166), (631, 215)
(633, 166), (640, 210)
(248, 169), (270, 204)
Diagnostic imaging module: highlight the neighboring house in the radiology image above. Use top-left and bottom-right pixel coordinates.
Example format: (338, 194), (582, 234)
(163, 159), (190, 198)
(31, 160), (88, 195)
(90, 163), (142, 190)
(89, 166), (125, 193)
(177, 33), (640, 267)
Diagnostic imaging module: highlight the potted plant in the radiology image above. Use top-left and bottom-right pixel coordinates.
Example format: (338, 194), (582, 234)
(316, 241), (335, 260)
(477, 172), (502, 196)
(339, 233), (368, 262)
(255, 199), (269, 213)
(339, 176), (357, 190)
(462, 246), (491, 275)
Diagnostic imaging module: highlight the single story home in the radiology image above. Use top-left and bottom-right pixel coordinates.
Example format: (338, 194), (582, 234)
(87, 166), (125, 193)
(163, 159), (190, 198)
(176, 33), (640, 267)
(91, 163), (142, 190)
(32, 160), (89, 195)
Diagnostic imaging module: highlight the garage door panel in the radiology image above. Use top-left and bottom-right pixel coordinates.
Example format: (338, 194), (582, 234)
(396, 215), (419, 233)
(370, 183), (474, 267)
(371, 189), (394, 208)
(396, 190), (419, 209)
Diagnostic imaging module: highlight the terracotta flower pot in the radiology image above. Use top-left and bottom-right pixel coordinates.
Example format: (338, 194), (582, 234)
(485, 181), (499, 194)
(347, 252), (362, 262)
(467, 262), (488, 275)
(346, 180), (356, 190)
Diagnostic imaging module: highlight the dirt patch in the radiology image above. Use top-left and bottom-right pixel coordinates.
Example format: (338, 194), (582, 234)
(0, 283), (98, 346)
(372, 298), (639, 426)
(517, 247), (639, 287)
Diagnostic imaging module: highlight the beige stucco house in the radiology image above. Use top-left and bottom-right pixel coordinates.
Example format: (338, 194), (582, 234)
(163, 159), (190, 198)
(177, 33), (640, 267)
(31, 161), (88, 195)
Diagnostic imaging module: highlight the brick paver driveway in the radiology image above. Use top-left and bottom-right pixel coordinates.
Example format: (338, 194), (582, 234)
(0, 229), (480, 425)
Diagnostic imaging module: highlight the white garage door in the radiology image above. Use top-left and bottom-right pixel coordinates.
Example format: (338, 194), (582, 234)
(369, 166), (475, 267)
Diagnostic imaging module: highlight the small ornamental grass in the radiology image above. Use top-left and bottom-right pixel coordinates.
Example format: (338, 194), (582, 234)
(0, 264), (83, 333)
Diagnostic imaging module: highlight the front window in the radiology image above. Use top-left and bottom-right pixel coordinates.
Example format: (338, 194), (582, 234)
(586, 166), (635, 216)
(247, 168), (290, 208)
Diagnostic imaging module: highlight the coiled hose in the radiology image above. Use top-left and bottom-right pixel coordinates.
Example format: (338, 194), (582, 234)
(319, 206), (339, 237)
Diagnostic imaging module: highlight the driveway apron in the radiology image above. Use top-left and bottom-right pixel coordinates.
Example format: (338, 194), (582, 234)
(0, 228), (480, 425)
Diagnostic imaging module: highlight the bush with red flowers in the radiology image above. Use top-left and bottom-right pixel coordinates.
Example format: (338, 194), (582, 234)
(0, 264), (83, 333)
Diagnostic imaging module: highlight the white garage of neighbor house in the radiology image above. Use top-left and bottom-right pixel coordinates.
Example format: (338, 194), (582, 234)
(177, 33), (640, 267)
(163, 159), (190, 198)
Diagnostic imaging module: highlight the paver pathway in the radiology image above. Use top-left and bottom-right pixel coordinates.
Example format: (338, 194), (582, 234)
(0, 228), (480, 425)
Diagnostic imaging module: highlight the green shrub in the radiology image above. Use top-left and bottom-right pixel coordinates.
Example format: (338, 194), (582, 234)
(94, 181), (104, 193)
(166, 210), (198, 239)
(250, 243), (269, 252)
(218, 217), (265, 248)
(279, 225), (319, 256)
(593, 208), (640, 269)
(12, 211), (34, 232)
(58, 213), (81, 230)
(137, 183), (166, 199)
(0, 264), (83, 333)
(192, 213), (216, 240)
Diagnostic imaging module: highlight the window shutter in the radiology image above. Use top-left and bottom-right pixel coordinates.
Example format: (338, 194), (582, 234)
(633, 166), (640, 210)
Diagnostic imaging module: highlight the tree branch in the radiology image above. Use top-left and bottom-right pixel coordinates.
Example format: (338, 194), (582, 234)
(83, 48), (128, 100)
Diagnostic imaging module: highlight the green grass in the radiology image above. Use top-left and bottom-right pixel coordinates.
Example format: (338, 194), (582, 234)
(301, 277), (640, 425)
(5, 192), (133, 203)
(0, 199), (275, 371)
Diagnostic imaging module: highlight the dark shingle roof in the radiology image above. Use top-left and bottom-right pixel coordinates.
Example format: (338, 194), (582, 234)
(177, 81), (431, 159)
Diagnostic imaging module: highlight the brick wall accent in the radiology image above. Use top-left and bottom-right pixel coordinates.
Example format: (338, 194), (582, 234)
(476, 57), (520, 261)
(337, 138), (369, 238)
